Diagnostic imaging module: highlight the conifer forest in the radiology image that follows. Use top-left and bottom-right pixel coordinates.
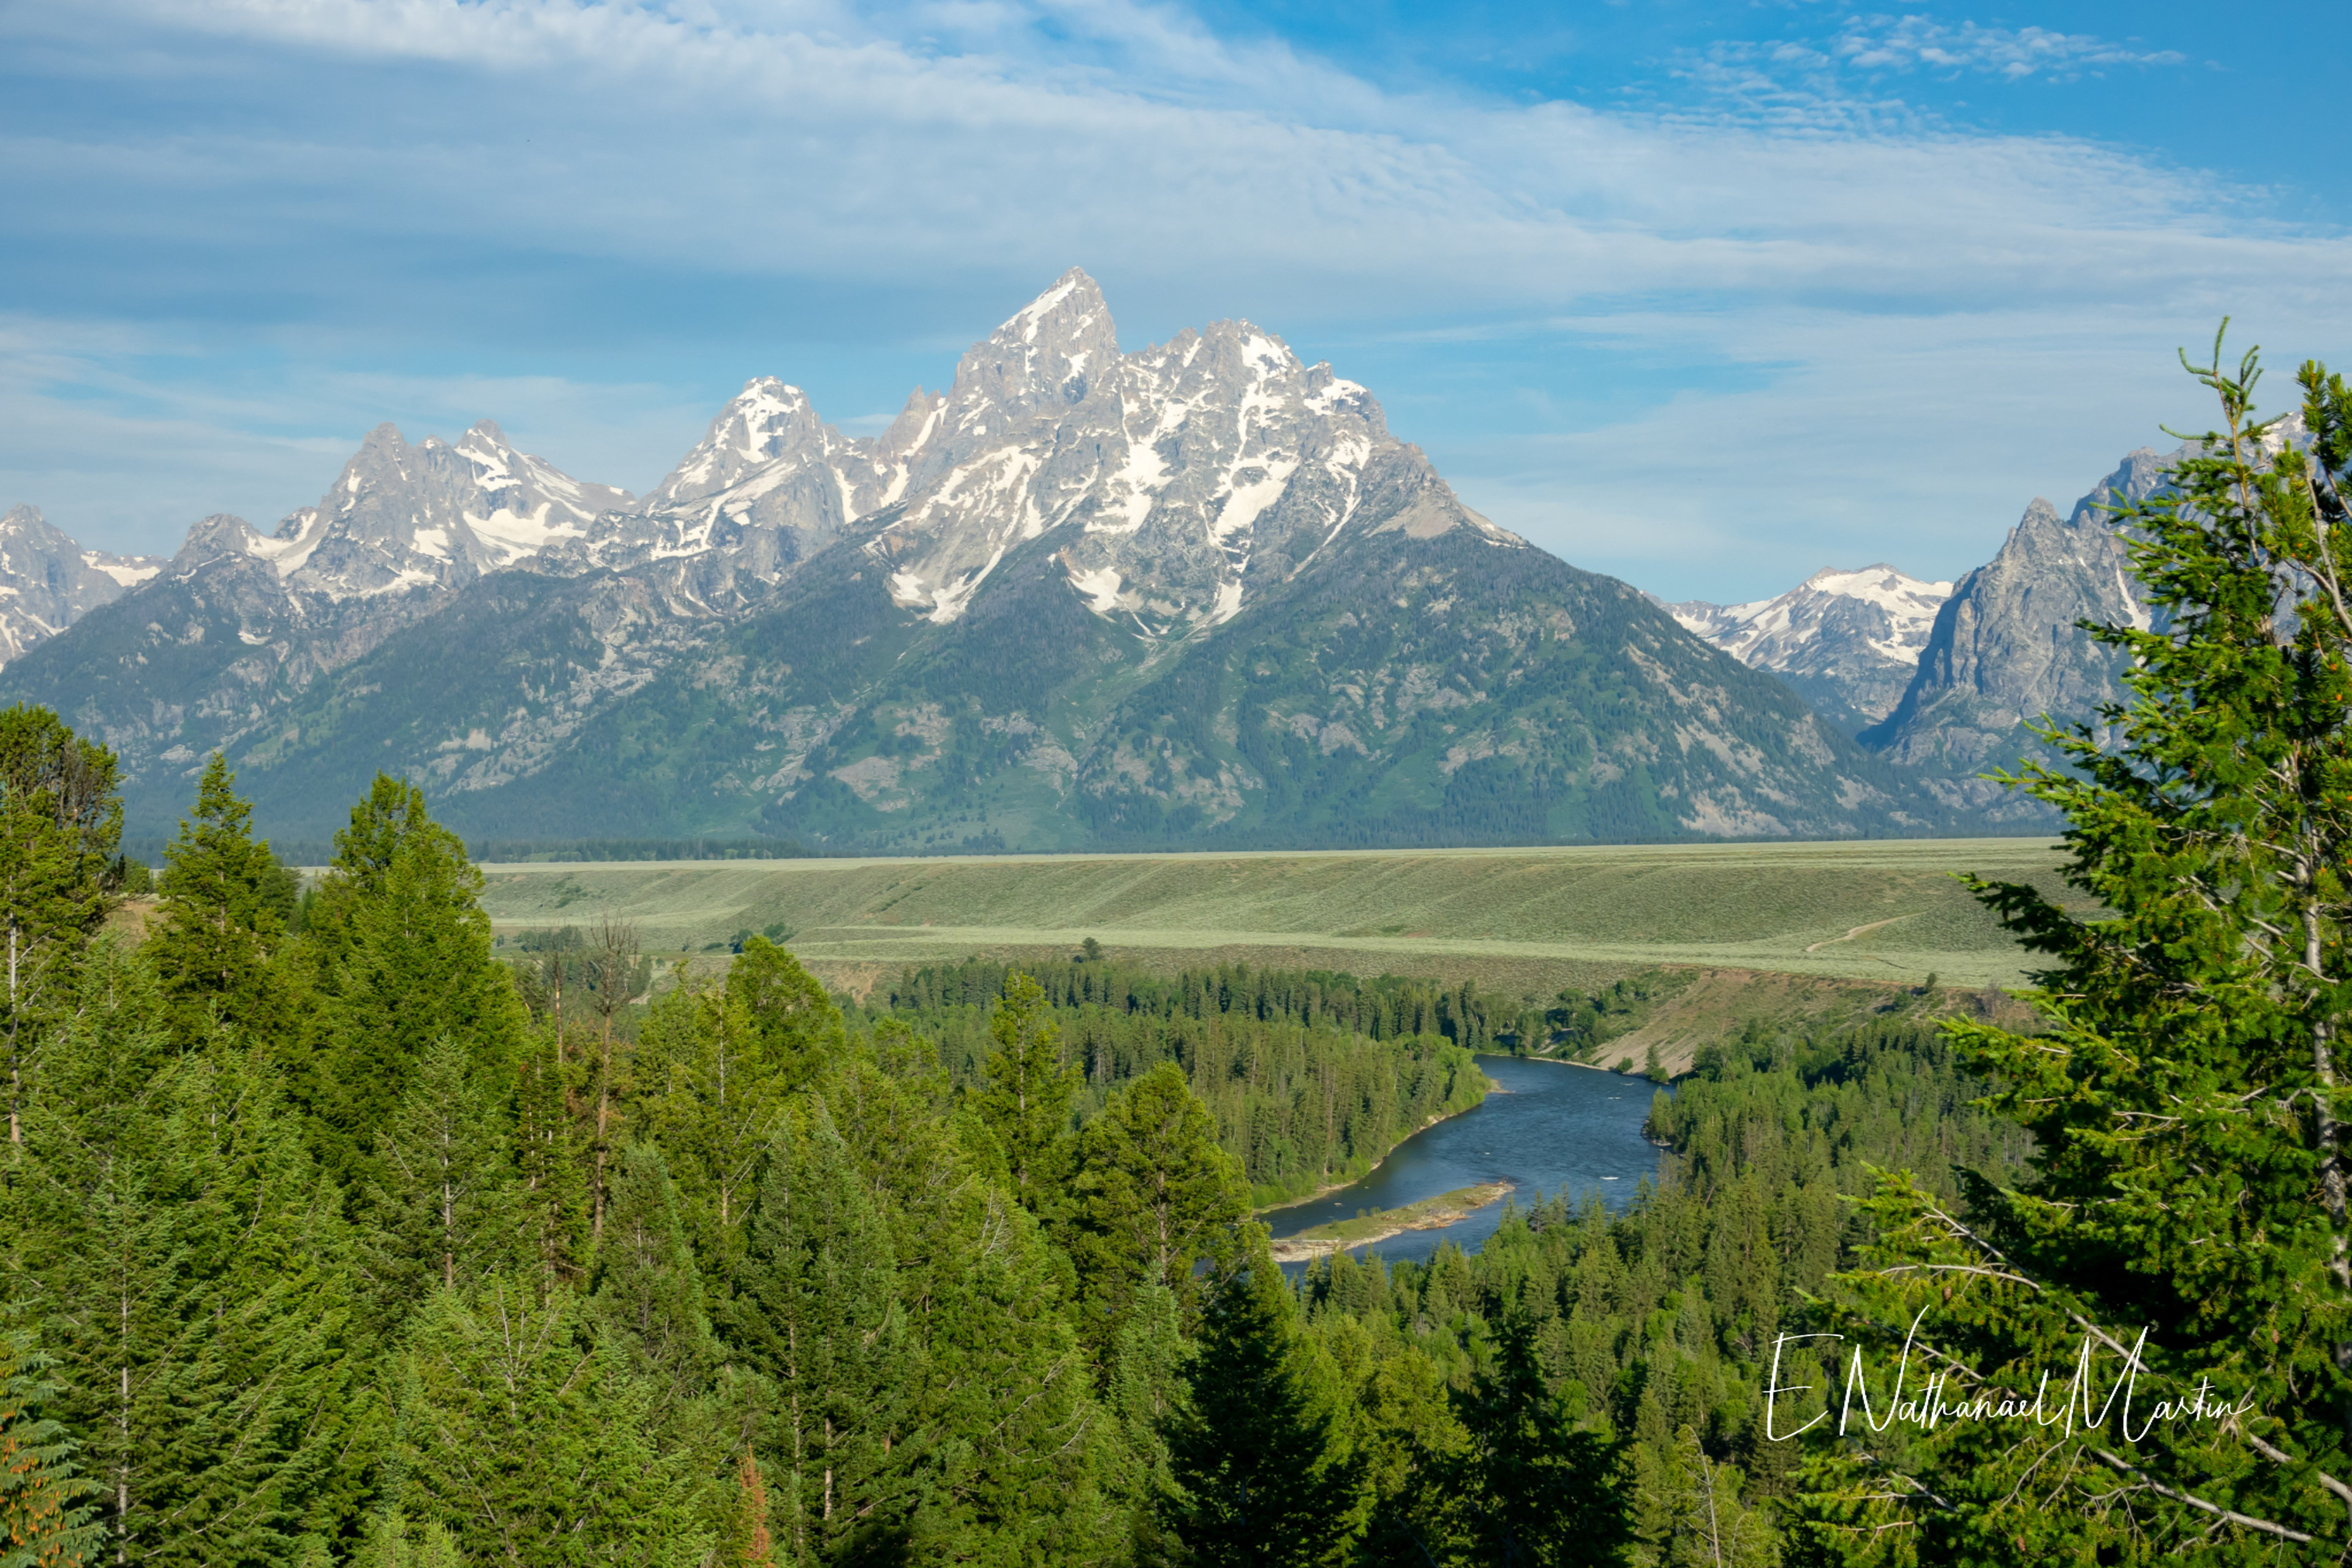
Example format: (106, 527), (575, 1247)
(3, 347), (2351, 1566)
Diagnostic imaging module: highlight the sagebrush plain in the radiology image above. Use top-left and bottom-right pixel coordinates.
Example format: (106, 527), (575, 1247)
(475, 837), (2073, 995)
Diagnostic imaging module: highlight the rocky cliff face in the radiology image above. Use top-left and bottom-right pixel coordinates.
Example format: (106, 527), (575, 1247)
(1858, 448), (2172, 813)
(1670, 565), (1951, 736)
(2, 271), (1937, 848)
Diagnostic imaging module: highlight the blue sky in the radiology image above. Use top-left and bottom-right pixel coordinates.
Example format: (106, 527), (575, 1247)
(2, 0), (2346, 603)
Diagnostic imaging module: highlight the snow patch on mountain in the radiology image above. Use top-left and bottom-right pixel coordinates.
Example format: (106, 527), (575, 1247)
(0, 505), (170, 665)
(1674, 565), (1952, 671)
(1667, 564), (1953, 734)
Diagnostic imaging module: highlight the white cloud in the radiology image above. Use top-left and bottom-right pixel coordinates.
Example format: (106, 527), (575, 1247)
(0, 314), (711, 552)
(1833, 15), (2185, 81)
(24, 0), (2286, 307)
(0, 0), (2343, 598)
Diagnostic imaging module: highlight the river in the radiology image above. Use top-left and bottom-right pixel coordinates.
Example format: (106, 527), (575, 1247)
(1267, 1054), (1665, 1270)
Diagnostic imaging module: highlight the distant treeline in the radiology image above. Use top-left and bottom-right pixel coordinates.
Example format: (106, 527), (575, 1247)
(869, 956), (1496, 1205)
(883, 955), (1540, 1053)
(115, 834), (821, 867)
(469, 835), (813, 862)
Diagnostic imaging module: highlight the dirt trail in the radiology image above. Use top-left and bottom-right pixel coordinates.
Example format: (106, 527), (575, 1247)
(1804, 916), (1906, 952)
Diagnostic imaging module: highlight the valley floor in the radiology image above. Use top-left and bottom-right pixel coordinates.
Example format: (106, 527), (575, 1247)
(474, 836), (2072, 997)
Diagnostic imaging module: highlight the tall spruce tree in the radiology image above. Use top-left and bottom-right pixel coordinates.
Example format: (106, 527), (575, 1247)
(725, 1103), (916, 1564)
(971, 972), (1080, 1215)
(15, 944), (363, 1564)
(1066, 1061), (1250, 1350)
(354, 1510), (462, 1568)
(304, 775), (525, 1182)
(1164, 1247), (1360, 1567)
(587, 1143), (717, 1412)
(1106, 1284), (1186, 1567)
(360, 1033), (520, 1330)
(1632, 1426), (1773, 1568)
(147, 755), (289, 1050)
(513, 1022), (590, 1286)
(823, 1052), (1125, 1564)
(636, 970), (796, 1280)
(0, 1307), (101, 1568)
(723, 937), (845, 1093)
(0, 707), (119, 1155)
(1802, 341), (2352, 1559)
(1446, 1312), (1628, 1568)
(396, 1276), (707, 1567)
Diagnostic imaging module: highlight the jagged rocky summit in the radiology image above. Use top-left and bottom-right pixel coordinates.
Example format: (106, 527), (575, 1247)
(0, 505), (164, 666)
(1, 270), (1930, 850)
(1678, 445), (2189, 823)
(1856, 448), (2172, 816)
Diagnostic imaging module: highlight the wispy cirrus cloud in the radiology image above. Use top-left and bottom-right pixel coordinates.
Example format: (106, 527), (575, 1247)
(1834, 14), (2184, 80)
(0, 0), (2342, 599)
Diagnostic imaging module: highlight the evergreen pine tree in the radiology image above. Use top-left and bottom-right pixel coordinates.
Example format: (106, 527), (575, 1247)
(146, 754), (289, 1049)
(15, 948), (364, 1564)
(360, 1032), (520, 1329)
(971, 972), (1080, 1215)
(723, 937), (845, 1093)
(1066, 1061), (1249, 1350)
(513, 1023), (590, 1286)
(725, 1103), (915, 1565)
(823, 1051), (1125, 1563)
(305, 775), (526, 1182)
(355, 1510), (462, 1568)
(1164, 1248), (1359, 1567)
(637, 971), (795, 1280)
(1107, 1284), (1185, 1567)
(0, 707), (120, 1155)
(587, 1143), (716, 1410)
(1448, 1312), (1629, 1567)
(0, 1307), (102, 1568)
(1632, 1427), (1774, 1568)
(397, 1275), (708, 1567)
(1806, 341), (2352, 1556)
(1344, 1311), (1471, 1568)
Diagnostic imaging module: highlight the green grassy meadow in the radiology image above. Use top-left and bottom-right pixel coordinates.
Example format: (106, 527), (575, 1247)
(475, 837), (2074, 997)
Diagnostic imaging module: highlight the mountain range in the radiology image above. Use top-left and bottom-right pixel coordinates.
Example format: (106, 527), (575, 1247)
(0, 270), (2179, 850)
(1667, 565), (1953, 737)
(1664, 449), (2173, 824)
(0, 505), (165, 666)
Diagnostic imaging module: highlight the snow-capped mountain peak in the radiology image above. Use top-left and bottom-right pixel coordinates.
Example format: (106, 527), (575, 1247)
(856, 272), (1474, 636)
(1679, 564), (1953, 668)
(957, 266), (1119, 423)
(204, 421), (636, 600)
(0, 504), (168, 665)
(1670, 563), (1953, 734)
(639, 379), (824, 514)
